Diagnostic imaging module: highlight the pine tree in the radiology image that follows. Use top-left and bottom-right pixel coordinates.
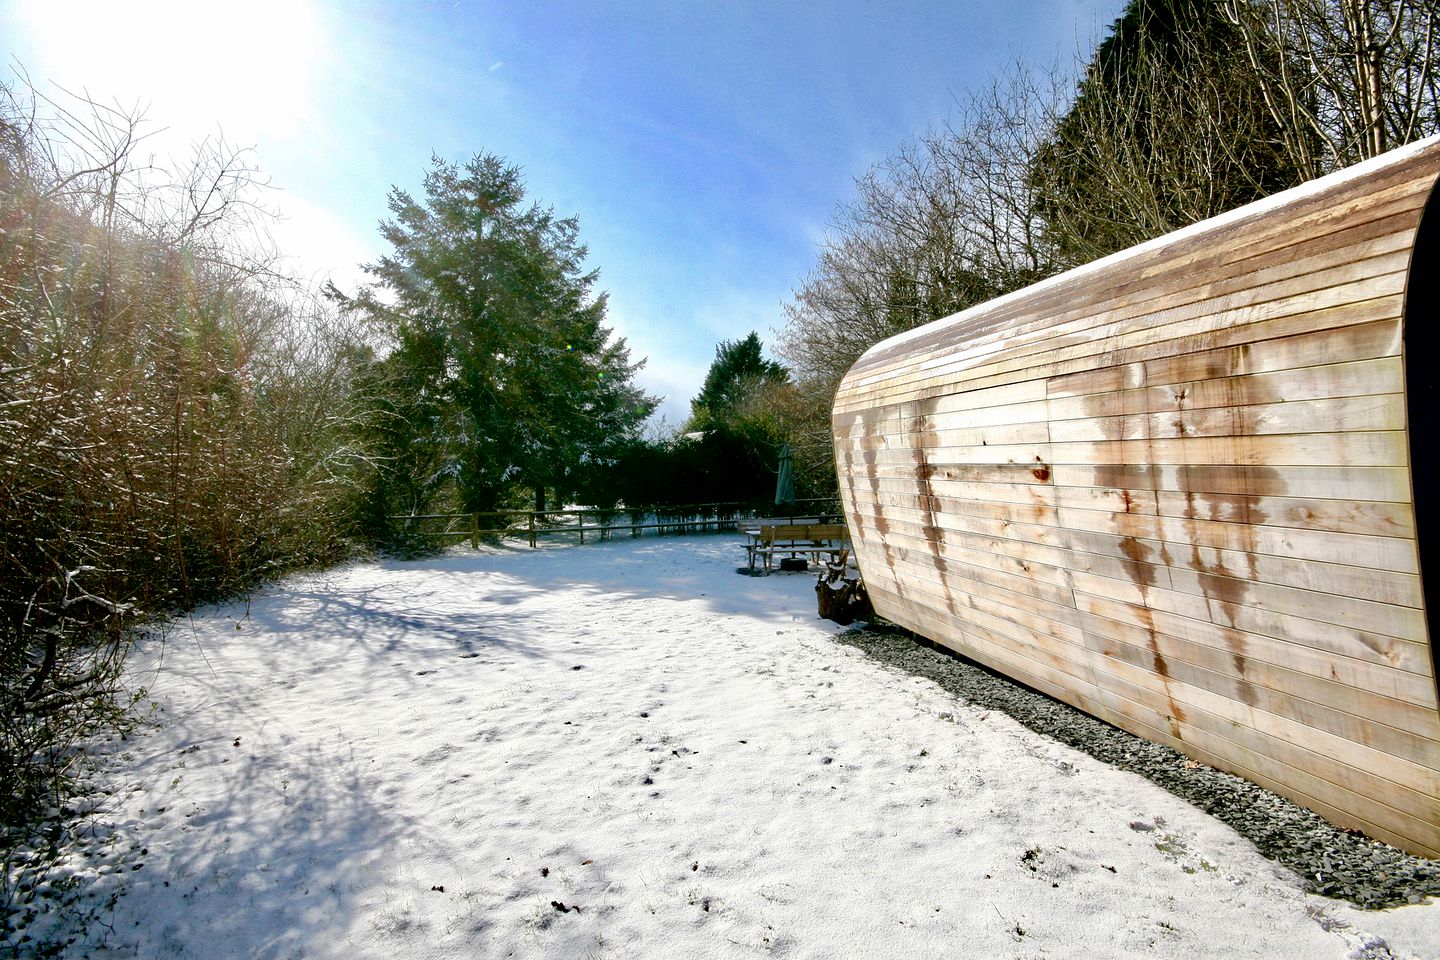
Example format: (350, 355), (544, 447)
(340, 154), (655, 529)
(688, 332), (788, 431)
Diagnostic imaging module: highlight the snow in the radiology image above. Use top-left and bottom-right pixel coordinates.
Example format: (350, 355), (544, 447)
(69, 535), (1440, 958)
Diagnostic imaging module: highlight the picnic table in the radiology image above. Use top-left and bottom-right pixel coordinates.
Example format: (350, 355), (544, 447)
(742, 519), (849, 574)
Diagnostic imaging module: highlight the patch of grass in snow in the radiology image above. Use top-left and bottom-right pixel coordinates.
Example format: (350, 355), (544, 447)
(1152, 833), (1218, 874)
(524, 899), (559, 933)
(369, 899), (421, 937)
(1305, 904), (1350, 933)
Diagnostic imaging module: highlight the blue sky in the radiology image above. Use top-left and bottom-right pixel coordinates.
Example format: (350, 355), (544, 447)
(3, 0), (1122, 426)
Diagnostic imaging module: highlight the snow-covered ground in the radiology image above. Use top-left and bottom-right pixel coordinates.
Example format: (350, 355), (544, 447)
(67, 535), (1440, 958)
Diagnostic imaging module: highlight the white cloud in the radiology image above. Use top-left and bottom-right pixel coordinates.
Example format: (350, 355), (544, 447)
(602, 301), (710, 430)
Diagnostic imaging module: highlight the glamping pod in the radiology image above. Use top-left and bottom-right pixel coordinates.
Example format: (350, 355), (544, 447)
(833, 135), (1440, 857)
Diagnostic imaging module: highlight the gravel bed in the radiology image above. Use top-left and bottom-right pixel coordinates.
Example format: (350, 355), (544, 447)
(834, 621), (1440, 910)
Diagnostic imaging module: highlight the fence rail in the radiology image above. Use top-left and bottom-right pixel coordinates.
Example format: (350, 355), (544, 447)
(389, 498), (842, 549)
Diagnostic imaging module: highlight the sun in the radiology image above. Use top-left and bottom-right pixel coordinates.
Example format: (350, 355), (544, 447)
(9, 0), (331, 143)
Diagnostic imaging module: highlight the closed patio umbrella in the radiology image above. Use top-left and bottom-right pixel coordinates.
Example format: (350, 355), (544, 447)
(774, 442), (796, 510)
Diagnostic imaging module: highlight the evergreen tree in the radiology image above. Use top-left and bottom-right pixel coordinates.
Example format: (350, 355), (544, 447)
(673, 333), (797, 505)
(340, 154), (655, 528)
(688, 332), (788, 431)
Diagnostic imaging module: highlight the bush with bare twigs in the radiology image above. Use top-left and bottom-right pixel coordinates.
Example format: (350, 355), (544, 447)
(1, 79), (362, 951)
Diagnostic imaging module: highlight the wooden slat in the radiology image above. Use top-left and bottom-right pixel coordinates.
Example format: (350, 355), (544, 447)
(1048, 394), (1404, 442)
(856, 507), (1432, 664)
(858, 496), (1421, 597)
(1074, 593), (1438, 706)
(1050, 462), (1415, 503)
(854, 254), (1410, 399)
(834, 297), (1405, 415)
(870, 480), (1416, 539)
(877, 581), (1440, 856)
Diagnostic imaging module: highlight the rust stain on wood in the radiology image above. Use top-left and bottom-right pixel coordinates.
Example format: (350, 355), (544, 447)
(858, 410), (901, 594)
(912, 403), (957, 614)
(1095, 455), (1192, 732)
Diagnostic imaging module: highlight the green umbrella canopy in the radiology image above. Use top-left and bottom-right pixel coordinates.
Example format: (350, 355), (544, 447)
(774, 442), (796, 507)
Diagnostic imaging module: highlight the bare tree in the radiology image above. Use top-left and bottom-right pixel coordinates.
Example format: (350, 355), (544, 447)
(1222, 0), (1440, 175)
(1033, 0), (1307, 265)
(780, 63), (1067, 390)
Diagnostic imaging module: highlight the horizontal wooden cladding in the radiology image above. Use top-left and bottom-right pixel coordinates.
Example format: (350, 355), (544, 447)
(1047, 321), (1403, 403)
(851, 516), (1429, 663)
(848, 393), (1404, 450)
(851, 497), (1422, 608)
(1098, 657), (1440, 853)
(834, 139), (1440, 856)
(850, 231), (1414, 396)
(851, 156), (1431, 376)
(840, 287), (1406, 417)
(866, 537), (1318, 687)
(879, 573), (1440, 781)
(1057, 356), (1405, 421)
(1051, 462), (1415, 504)
(845, 249), (1411, 401)
(907, 583), (1440, 788)
(833, 315), (1405, 438)
(866, 479), (1416, 539)
(870, 586), (1440, 857)
(835, 294), (1405, 417)
(1048, 394), (1404, 443)
(841, 213), (1416, 387)
(856, 486), (1418, 578)
(858, 431), (1409, 469)
(838, 338), (1404, 447)
(843, 452), (1417, 504)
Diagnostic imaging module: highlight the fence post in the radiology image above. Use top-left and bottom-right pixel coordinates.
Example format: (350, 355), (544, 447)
(579, 508), (585, 545)
(470, 513), (479, 550)
(529, 511), (536, 549)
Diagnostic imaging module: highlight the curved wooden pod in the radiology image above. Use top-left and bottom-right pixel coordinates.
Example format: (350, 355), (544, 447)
(833, 135), (1440, 857)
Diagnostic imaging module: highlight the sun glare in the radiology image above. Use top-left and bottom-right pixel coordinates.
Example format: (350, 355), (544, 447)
(13, 0), (330, 143)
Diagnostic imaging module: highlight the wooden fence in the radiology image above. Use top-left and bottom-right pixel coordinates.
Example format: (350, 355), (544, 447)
(389, 498), (841, 549)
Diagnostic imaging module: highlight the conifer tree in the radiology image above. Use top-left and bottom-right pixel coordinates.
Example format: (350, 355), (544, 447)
(688, 332), (788, 431)
(340, 154), (655, 529)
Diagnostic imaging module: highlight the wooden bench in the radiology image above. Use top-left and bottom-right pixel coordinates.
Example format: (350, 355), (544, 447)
(746, 522), (848, 574)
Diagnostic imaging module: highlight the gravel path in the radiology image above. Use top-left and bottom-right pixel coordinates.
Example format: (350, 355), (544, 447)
(834, 622), (1440, 910)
